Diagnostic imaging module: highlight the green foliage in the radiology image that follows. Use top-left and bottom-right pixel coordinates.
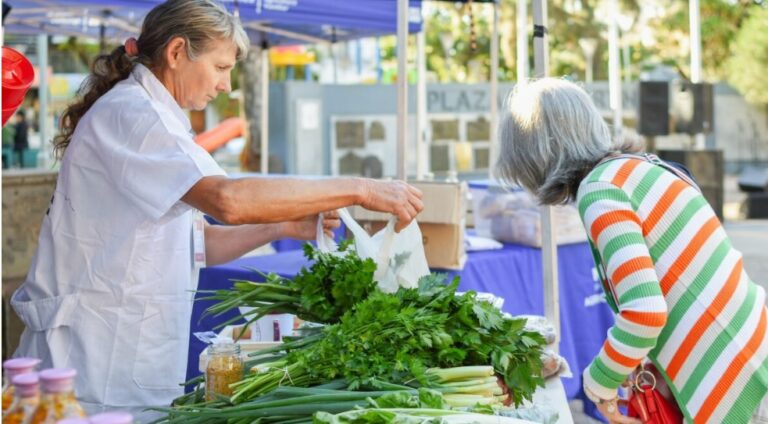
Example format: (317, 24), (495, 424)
(726, 6), (768, 104)
(297, 243), (379, 323)
(199, 242), (378, 327)
(289, 274), (545, 406)
(392, 0), (761, 88)
(645, 0), (755, 81)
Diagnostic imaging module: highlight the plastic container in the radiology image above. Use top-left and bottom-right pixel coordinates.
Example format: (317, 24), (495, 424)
(236, 311), (295, 341)
(1, 47), (34, 126)
(468, 180), (530, 239)
(31, 368), (86, 423)
(88, 411), (134, 424)
(205, 338), (243, 401)
(468, 179), (587, 247)
(4, 373), (41, 424)
(2, 357), (41, 412)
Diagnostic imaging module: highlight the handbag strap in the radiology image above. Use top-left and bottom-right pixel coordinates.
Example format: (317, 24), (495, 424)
(598, 153), (701, 193)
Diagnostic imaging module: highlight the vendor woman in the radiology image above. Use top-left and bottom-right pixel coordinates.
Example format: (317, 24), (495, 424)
(11, 0), (424, 416)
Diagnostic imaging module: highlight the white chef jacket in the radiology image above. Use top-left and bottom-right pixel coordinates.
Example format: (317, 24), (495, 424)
(11, 64), (225, 411)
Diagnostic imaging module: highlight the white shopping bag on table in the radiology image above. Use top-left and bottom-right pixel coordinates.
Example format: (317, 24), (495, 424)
(316, 208), (430, 293)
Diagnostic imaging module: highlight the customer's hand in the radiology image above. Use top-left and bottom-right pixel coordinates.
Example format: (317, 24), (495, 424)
(282, 210), (341, 240)
(594, 399), (640, 424)
(360, 180), (424, 232)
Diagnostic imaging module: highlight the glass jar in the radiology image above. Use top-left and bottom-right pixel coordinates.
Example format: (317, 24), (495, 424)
(4, 373), (40, 424)
(89, 411), (133, 424)
(205, 340), (243, 401)
(30, 368), (85, 424)
(2, 358), (41, 413)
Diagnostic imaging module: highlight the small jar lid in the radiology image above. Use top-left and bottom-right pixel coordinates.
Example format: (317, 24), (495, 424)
(209, 336), (240, 354)
(3, 357), (41, 375)
(89, 411), (134, 424)
(39, 368), (76, 393)
(11, 372), (39, 397)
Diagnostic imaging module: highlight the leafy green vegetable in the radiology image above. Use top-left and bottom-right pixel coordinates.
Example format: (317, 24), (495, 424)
(286, 274), (545, 406)
(199, 243), (378, 327)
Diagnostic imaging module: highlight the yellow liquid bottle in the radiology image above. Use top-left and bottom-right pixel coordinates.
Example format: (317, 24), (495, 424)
(30, 368), (85, 424)
(4, 372), (40, 424)
(205, 339), (243, 401)
(2, 358), (41, 414)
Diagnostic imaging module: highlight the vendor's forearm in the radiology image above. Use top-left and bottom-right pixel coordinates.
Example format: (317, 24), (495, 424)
(184, 176), (366, 225)
(204, 223), (284, 266)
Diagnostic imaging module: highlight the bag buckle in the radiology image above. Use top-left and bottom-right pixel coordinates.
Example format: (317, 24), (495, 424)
(634, 369), (657, 393)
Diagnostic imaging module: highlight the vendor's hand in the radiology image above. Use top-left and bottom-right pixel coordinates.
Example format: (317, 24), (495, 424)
(360, 179), (424, 232)
(281, 210), (341, 240)
(594, 399), (641, 424)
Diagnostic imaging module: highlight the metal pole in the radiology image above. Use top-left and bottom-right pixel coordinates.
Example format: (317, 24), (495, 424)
(608, 0), (622, 139)
(578, 38), (597, 83)
(622, 39), (631, 83)
(516, 0), (528, 81)
(396, 0), (408, 180)
(690, 0), (702, 83)
(532, 2), (548, 78)
(532, 0), (560, 352)
(260, 46), (269, 174)
(416, 29), (428, 179)
(37, 34), (48, 162)
(690, 0), (705, 149)
(489, 1), (499, 177)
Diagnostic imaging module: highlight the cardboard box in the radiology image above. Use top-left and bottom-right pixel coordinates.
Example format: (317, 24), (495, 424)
(349, 181), (467, 270)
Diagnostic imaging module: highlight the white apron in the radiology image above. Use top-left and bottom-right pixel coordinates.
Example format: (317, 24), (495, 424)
(11, 64), (224, 411)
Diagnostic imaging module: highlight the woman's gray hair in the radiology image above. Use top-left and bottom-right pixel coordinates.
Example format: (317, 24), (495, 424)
(494, 78), (641, 205)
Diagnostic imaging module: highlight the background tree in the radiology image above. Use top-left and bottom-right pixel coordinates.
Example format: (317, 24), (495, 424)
(642, 0), (759, 81)
(726, 5), (768, 104)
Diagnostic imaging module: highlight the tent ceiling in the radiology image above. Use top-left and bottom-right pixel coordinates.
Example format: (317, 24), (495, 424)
(3, 0), (423, 46)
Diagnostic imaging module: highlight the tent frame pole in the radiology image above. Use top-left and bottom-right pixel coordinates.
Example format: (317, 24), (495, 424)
(489, 1), (499, 177)
(396, 0), (409, 180)
(532, 0), (560, 353)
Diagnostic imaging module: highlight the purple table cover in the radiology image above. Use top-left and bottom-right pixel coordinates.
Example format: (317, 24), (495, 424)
(188, 241), (614, 419)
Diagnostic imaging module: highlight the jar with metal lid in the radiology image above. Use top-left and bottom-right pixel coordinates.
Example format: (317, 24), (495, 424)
(205, 339), (243, 401)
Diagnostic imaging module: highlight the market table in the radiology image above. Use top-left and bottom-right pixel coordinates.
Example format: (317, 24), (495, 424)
(187, 241), (614, 419)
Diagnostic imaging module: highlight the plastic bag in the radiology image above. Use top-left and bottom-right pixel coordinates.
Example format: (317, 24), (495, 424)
(317, 208), (430, 293)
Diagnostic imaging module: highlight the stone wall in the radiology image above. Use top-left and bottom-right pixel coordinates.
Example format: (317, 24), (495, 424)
(2, 169), (57, 359)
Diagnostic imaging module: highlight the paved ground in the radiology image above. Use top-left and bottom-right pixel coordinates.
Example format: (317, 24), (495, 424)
(570, 175), (768, 423)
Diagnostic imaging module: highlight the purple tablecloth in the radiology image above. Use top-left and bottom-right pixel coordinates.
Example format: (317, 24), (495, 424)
(187, 241), (614, 418)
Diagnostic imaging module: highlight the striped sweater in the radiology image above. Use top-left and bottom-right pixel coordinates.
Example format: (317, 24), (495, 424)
(577, 157), (768, 423)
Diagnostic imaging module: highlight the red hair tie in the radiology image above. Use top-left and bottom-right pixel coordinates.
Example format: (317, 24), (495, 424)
(125, 37), (139, 57)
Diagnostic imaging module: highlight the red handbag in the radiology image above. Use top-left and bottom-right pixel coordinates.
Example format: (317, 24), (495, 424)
(627, 364), (684, 424)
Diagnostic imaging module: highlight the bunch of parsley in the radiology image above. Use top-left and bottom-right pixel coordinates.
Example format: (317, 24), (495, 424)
(201, 242), (378, 326)
(287, 275), (546, 406)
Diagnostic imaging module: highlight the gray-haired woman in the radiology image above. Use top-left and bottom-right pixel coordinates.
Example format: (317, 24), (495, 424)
(496, 78), (768, 424)
(11, 0), (423, 416)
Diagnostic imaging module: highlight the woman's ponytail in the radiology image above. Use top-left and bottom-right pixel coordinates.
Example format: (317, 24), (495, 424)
(52, 46), (135, 159)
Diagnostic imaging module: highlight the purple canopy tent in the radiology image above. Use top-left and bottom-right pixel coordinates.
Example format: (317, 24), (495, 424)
(3, 0), (422, 46)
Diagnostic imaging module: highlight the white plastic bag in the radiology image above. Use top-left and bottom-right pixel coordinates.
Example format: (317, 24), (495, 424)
(316, 208), (430, 293)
